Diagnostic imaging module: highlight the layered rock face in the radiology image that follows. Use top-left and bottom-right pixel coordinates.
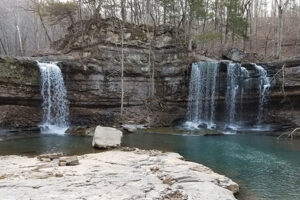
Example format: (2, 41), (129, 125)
(50, 19), (191, 127)
(0, 17), (300, 129)
(0, 18), (191, 129)
(0, 57), (41, 128)
(260, 59), (300, 127)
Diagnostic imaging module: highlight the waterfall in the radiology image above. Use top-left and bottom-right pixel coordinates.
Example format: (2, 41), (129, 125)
(225, 63), (240, 127)
(185, 61), (271, 131)
(239, 67), (250, 121)
(37, 62), (69, 134)
(254, 64), (271, 123)
(186, 62), (219, 129)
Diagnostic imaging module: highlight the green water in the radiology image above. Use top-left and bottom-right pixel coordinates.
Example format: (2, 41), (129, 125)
(0, 131), (300, 200)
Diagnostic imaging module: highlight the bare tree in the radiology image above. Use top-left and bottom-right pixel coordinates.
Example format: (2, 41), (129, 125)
(275, 0), (290, 60)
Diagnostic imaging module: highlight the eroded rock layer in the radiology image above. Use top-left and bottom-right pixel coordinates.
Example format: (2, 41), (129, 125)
(0, 18), (300, 129)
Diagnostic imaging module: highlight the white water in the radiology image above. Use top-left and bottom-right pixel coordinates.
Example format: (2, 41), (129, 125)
(225, 63), (240, 127)
(185, 62), (271, 132)
(254, 64), (271, 123)
(240, 67), (250, 119)
(186, 62), (219, 129)
(37, 62), (69, 134)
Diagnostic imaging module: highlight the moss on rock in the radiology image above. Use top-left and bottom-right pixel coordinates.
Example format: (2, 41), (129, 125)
(0, 56), (39, 86)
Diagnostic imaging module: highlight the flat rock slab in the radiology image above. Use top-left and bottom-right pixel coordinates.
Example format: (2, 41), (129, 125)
(0, 149), (238, 200)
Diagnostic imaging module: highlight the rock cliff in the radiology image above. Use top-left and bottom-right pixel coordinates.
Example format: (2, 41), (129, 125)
(0, 18), (192, 129)
(0, 18), (300, 130)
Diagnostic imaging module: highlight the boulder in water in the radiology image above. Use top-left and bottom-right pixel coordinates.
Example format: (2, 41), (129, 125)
(92, 126), (123, 149)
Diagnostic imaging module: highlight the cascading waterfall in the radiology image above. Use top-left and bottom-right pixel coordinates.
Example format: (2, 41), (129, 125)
(186, 62), (219, 129)
(225, 63), (240, 127)
(37, 62), (69, 134)
(254, 64), (271, 123)
(239, 67), (250, 121)
(185, 61), (270, 131)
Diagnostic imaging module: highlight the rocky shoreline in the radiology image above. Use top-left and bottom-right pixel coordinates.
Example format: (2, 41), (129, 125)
(0, 148), (238, 200)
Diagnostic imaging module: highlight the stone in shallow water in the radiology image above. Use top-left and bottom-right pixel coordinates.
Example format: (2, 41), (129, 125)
(66, 126), (96, 137)
(122, 124), (144, 133)
(92, 126), (123, 149)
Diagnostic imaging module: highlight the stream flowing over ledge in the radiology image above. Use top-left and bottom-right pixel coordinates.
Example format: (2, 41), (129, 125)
(1, 18), (300, 132)
(0, 149), (238, 200)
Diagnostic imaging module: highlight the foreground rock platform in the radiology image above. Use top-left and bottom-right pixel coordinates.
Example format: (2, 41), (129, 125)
(0, 149), (238, 200)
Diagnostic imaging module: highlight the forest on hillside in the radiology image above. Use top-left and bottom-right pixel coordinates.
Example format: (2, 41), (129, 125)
(0, 0), (299, 61)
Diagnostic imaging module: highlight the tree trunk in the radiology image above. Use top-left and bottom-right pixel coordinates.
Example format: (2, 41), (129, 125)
(151, 44), (155, 96)
(254, 0), (259, 51)
(277, 7), (283, 60)
(16, 25), (24, 56)
(146, 0), (150, 24)
(188, 4), (193, 52)
(120, 25), (124, 116)
(0, 38), (7, 55)
(121, 0), (127, 21)
(38, 10), (52, 43)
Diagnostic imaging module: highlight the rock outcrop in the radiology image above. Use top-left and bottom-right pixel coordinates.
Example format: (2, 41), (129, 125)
(258, 59), (300, 127)
(0, 149), (239, 200)
(223, 48), (245, 62)
(1, 17), (300, 130)
(0, 18), (193, 129)
(0, 57), (41, 128)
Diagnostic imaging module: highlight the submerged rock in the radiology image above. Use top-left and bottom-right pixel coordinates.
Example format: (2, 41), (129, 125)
(122, 124), (137, 133)
(92, 126), (123, 149)
(122, 124), (144, 133)
(65, 126), (95, 136)
(0, 149), (239, 200)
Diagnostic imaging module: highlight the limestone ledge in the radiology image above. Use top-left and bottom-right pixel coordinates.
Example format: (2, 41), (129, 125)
(0, 149), (238, 200)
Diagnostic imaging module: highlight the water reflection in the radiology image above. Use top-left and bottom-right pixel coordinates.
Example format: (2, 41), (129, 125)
(0, 130), (299, 200)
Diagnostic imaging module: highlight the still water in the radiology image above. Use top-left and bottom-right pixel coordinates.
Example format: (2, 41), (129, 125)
(0, 130), (299, 200)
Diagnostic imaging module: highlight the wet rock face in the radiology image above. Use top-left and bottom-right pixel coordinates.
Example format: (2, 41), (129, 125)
(0, 55), (189, 129)
(0, 57), (41, 128)
(262, 59), (300, 126)
(0, 57), (40, 106)
(1, 54), (300, 129)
